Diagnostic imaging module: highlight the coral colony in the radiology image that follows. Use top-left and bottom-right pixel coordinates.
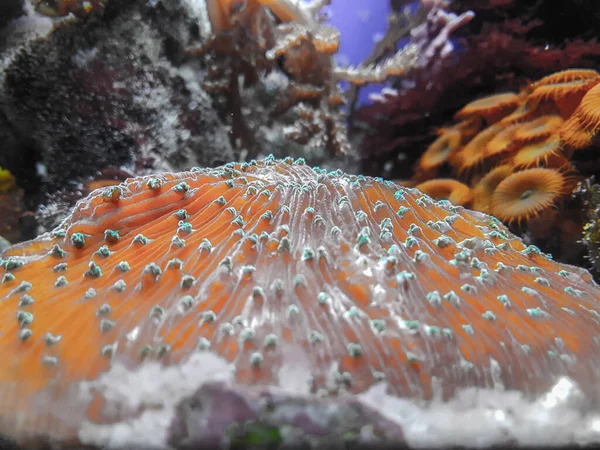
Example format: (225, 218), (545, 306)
(3, 157), (600, 445)
(407, 69), (600, 268)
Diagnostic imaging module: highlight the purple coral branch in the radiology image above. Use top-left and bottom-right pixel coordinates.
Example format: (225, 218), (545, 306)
(335, 1), (473, 86)
(410, 1), (474, 69)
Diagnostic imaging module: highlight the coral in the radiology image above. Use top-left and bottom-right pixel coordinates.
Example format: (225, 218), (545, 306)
(455, 92), (521, 124)
(403, 67), (600, 273)
(491, 168), (571, 225)
(414, 128), (461, 179)
(511, 135), (567, 169)
(188, 0), (472, 160)
(512, 115), (564, 144)
(415, 178), (472, 206)
(413, 69), (600, 204)
(354, 0), (600, 178)
(186, 0), (353, 157)
(471, 164), (514, 211)
(2, 156), (600, 445)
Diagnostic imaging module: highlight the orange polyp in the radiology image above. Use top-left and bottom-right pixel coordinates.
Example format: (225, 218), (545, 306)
(559, 113), (597, 152)
(471, 165), (515, 213)
(532, 69), (600, 88)
(455, 92), (521, 124)
(2, 157), (600, 445)
(415, 179), (473, 207)
(450, 125), (503, 177)
(491, 167), (569, 225)
(497, 97), (543, 126)
(484, 123), (521, 159)
(570, 82), (600, 132)
(529, 78), (600, 119)
(415, 130), (462, 178)
(512, 115), (564, 144)
(512, 135), (568, 169)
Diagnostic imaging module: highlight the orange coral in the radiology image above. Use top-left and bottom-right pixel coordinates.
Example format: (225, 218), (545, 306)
(415, 129), (461, 178)
(2, 157), (600, 445)
(491, 168), (571, 224)
(484, 123), (521, 160)
(512, 115), (564, 144)
(450, 124), (503, 176)
(455, 92), (521, 124)
(529, 78), (600, 118)
(559, 114), (597, 153)
(570, 82), (600, 132)
(498, 97), (546, 125)
(414, 68), (600, 237)
(415, 179), (473, 206)
(511, 135), (569, 169)
(531, 69), (600, 88)
(471, 164), (514, 212)
(439, 118), (484, 144)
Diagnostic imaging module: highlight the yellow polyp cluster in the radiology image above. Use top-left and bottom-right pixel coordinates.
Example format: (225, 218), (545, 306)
(2, 156), (600, 445)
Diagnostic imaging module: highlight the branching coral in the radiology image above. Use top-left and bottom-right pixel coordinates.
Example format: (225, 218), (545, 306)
(187, 0), (350, 156)
(2, 156), (600, 446)
(187, 0), (473, 159)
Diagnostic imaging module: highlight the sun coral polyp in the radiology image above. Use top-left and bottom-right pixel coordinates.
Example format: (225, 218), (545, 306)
(2, 157), (600, 444)
(491, 168), (571, 225)
(532, 69), (600, 88)
(511, 135), (569, 169)
(484, 123), (521, 160)
(471, 164), (514, 212)
(559, 114), (597, 153)
(455, 92), (521, 124)
(569, 82), (600, 132)
(415, 129), (462, 179)
(512, 115), (565, 144)
(450, 125), (503, 176)
(415, 179), (473, 207)
(529, 77), (600, 119)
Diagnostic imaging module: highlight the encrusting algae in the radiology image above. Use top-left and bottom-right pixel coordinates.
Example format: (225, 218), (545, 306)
(2, 157), (600, 443)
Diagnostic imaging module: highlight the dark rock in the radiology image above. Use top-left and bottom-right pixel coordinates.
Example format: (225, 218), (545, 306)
(0, 0), (24, 32)
(1, 0), (233, 198)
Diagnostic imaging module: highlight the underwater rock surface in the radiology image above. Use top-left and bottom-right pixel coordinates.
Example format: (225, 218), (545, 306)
(1, 0), (234, 196)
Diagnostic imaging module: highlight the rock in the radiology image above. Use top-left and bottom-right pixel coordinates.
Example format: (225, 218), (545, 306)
(1, 0), (234, 197)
